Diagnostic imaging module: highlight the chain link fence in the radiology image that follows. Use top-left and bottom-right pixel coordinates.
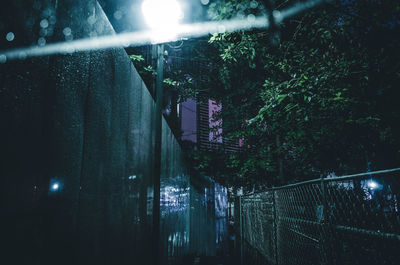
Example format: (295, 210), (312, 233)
(236, 168), (400, 265)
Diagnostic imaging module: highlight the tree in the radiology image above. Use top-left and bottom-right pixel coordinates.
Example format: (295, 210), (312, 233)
(189, 0), (400, 189)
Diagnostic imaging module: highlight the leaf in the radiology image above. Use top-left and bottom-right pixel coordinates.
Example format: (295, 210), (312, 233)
(129, 54), (144, 62)
(277, 94), (288, 104)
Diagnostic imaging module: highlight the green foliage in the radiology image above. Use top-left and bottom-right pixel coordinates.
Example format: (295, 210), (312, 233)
(129, 54), (196, 103)
(190, 0), (400, 189)
(129, 54), (144, 62)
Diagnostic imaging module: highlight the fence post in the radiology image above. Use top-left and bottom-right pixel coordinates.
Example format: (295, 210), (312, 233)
(239, 195), (243, 265)
(272, 190), (279, 265)
(320, 176), (329, 265)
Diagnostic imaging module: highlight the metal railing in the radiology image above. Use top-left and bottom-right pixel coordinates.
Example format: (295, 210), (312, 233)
(236, 168), (400, 265)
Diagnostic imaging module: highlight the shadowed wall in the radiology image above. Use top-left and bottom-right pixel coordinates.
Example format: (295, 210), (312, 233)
(0, 1), (228, 264)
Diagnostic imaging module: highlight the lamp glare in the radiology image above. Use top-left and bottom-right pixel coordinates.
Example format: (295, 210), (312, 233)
(141, 0), (183, 30)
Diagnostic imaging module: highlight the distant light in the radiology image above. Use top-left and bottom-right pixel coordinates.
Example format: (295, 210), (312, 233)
(367, 180), (378, 189)
(51, 183), (59, 191)
(49, 178), (63, 193)
(141, 0), (183, 29)
(6, 32), (15, 42)
(129, 175), (137, 180)
(141, 0), (183, 41)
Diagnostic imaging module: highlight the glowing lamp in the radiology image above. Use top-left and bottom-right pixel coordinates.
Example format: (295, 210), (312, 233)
(367, 180), (378, 190)
(141, 0), (183, 41)
(51, 183), (59, 191)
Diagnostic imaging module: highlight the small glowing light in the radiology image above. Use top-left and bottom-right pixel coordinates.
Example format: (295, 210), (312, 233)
(367, 180), (378, 189)
(6, 32), (15, 42)
(51, 183), (59, 191)
(141, 0), (183, 41)
(129, 175), (137, 180)
(49, 178), (63, 193)
(200, 0), (210, 5)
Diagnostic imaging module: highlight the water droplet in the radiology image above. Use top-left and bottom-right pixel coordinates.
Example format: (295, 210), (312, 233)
(6, 32), (14, 41)
(47, 28), (54, 37)
(114, 10), (123, 20)
(200, 0), (210, 5)
(49, 15), (57, 25)
(33, 1), (42, 10)
(18, 52), (27, 60)
(65, 34), (73, 41)
(0, 54), (6, 63)
(63, 27), (72, 36)
(38, 37), (46, 46)
(89, 31), (97, 38)
(250, 1), (258, 9)
(40, 19), (49, 28)
(247, 14), (256, 23)
(87, 15), (96, 25)
(42, 8), (52, 17)
(273, 10), (282, 22)
(237, 11), (245, 19)
(39, 28), (48, 36)
(66, 46), (75, 54)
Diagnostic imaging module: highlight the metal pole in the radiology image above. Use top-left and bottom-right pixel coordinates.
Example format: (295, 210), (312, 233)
(239, 195), (243, 265)
(272, 190), (279, 265)
(320, 176), (329, 265)
(153, 43), (164, 265)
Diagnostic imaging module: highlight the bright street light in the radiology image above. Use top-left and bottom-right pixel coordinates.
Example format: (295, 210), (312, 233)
(49, 178), (63, 194)
(367, 180), (378, 190)
(141, 0), (183, 42)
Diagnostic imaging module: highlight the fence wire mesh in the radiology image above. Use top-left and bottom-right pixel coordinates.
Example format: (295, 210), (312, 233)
(237, 168), (400, 265)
